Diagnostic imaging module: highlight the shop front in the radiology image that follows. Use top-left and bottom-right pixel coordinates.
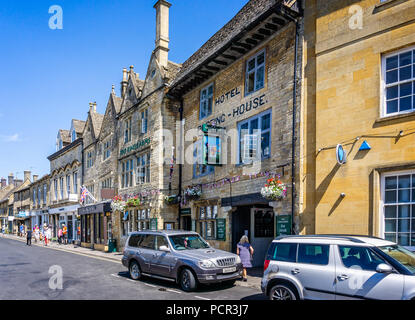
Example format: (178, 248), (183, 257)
(78, 201), (112, 251)
(49, 204), (79, 244)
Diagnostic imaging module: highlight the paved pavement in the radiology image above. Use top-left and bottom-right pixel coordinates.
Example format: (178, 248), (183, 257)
(0, 234), (265, 300)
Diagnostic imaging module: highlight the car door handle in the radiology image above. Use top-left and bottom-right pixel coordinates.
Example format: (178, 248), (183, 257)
(337, 274), (349, 281)
(291, 268), (300, 275)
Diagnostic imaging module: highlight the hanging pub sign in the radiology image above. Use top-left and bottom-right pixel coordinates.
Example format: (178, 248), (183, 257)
(336, 144), (347, 165)
(202, 134), (222, 166)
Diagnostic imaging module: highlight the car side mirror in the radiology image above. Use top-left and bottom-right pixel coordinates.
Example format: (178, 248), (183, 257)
(159, 245), (170, 252)
(376, 263), (393, 274)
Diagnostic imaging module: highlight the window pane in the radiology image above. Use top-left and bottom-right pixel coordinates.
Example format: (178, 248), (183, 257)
(386, 56), (398, 70)
(261, 132), (270, 157)
(249, 119), (258, 134)
(386, 176), (397, 190)
(400, 96), (412, 111)
(387, 85), (399, 99)
(385, 219), (396, 232)
(257, 52), (265, 65)
(272, 243), (297, 262)
(385, 190), (397, 203)
(398, 189), (410, 202)
(248, 58), (255, 71)
(399, 51), (412, 67)
(386, 99), (398, 114)
(398, 233), (410, 246)
(398, 219), (410, 233)
(247, 72), (255, 93)
(385, 206), (396, 218)
(261, 113), (271, 130)
(400, 82), (412, 97)
(400, 66), (411, 81)
(386, 69), (398, 84)
(398, 205), (410, 218)
(399, 175), (411, 188)
(255, 65), (265, 90)
(298, 244), (329, 265)
(385, 233), (396, 243)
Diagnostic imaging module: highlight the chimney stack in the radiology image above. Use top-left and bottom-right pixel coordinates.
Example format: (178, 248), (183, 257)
(121, 68), (128, 98)
(33, 175), (39, 182)
(24, 171), (31, 182)
(154, 0), (171, 68)
(89, 102), (96, 114)
(8, 173), (13, 186)
(1, 178), (6, 188)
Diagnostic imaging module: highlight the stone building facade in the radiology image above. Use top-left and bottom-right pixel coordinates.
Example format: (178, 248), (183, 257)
(48, 119), (84, 241)
(303, 0), (415, 248)
(28, 174), (50, 232)
(113, 0), (181, 250)
(168, 0), (303, 266)
(78, 90), (122, 251)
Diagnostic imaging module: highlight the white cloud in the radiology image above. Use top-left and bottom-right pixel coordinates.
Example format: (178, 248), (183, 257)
(1, 134), (20, 142)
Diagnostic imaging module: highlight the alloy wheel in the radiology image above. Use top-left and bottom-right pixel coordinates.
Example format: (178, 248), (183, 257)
(271, 286), (296, 300)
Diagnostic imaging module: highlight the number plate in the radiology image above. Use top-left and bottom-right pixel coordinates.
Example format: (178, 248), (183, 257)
(223, 267), (236, 273)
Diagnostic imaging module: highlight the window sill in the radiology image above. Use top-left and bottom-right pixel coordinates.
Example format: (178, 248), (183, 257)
(375, 111), (415, 124)
(373, 0), (410, 13)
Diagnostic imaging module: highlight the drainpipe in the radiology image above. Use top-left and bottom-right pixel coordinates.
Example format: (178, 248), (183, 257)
(178, 99), (183, 229)
(283, 12), (300, 235)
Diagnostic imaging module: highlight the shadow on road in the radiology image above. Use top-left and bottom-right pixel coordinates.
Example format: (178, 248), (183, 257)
(117, 271), (242, 293)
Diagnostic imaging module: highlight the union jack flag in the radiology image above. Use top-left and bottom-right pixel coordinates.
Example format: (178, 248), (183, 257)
(79, 186), (88, 205)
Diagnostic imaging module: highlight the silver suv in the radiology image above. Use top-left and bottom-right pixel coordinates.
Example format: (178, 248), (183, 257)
(122, 230), (242, 291)
(261, 235), (415, 300)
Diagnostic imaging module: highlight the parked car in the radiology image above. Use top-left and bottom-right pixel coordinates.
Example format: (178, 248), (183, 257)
(261, 235), (415, 300)
(122, 230), (243, 291)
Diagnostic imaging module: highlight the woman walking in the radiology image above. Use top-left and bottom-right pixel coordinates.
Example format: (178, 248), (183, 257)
(43, 224), (49, 246)
(34, 225), (40, 244)
(236, 235), (254, 282)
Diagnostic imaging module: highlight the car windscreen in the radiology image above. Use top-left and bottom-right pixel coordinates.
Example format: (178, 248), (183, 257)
(379, 245), (415, 274)
(168, 234), (210, 250)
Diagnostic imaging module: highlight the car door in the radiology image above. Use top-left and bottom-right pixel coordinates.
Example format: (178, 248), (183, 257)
(152, 235), (177, 278)
(334, 245), (404, 300)
(292, 243), (336, 300)
(138, 234), (156, 273)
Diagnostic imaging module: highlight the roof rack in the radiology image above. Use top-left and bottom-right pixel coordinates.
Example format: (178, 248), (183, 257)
(275, 234), (366, 243)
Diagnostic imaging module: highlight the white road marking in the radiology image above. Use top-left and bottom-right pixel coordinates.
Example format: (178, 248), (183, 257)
(195, 296), (211, 300)
(144, 283), (157, 288)
(167, 289), (181, 294)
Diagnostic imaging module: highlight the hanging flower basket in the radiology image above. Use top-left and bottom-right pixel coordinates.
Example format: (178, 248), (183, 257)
(111, 195), (126, 212)
(261, 178), (287, 201)
(184, 185), (202, 200)
(165, 195), (179, 205)
(126, 196), (140, 208)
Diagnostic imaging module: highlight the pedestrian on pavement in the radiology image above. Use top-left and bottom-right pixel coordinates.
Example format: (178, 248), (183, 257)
(236, 235), (254, 282)
(34, 225), (40, 244)
(62, 224), (67, 244)
(1, 224), (5, 236)
(58, 227), (63, 245)
(46, 225), (52, 244)
(19, 224), (23, 237)
(43, 223), (49, 246)
(26, 228), (32, 246)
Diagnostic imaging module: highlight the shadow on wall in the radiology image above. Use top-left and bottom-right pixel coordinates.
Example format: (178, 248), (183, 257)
(328, 194), (345, 216)
(315, 163), (340, 206)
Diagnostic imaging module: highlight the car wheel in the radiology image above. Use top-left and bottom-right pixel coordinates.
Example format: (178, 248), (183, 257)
(180, 268), (197, 292)
(129, 261), (142, 280)
(269, 284), (297, 300)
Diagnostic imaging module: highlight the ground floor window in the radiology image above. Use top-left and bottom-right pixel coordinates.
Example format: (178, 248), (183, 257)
(383, 171), (415, 247)
(198, 205), (218, 240)
(136, 209), (150, 231)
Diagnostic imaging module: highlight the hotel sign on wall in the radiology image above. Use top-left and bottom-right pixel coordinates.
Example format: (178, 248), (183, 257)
(120, 138), (151, 157)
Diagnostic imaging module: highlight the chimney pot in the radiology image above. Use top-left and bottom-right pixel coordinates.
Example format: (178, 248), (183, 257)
(33, 175), (39, 182)
(154, 0), (171, 68)
(24, 171), (31, 182)
(8, 173), (13, 186)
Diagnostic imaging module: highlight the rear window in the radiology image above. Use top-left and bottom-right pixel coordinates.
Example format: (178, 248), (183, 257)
(298, 244), (329, 265)
(266, 242), (297, 262)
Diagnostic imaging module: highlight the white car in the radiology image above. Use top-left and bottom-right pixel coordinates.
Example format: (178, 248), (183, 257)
(261, 235), (415, 300)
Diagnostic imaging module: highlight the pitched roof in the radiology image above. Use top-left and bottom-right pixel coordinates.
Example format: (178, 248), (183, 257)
(90, 112), (105, 139)
(165, 61), (182, 84)
(170, 0), (285, 88)
(72, 119), (86, 135)
(59, 129), (71, 144)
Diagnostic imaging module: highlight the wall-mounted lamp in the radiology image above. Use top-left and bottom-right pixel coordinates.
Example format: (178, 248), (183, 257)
(340, 193), (346, 198)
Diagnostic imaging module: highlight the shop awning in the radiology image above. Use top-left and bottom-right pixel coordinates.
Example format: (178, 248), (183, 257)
(78, 202), (112, 215)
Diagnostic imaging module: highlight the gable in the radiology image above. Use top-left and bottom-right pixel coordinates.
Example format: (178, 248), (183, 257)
(141, 53), (165, 98)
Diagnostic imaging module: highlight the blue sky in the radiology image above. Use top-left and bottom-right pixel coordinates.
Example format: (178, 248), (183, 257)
(0, 0), (249, 181)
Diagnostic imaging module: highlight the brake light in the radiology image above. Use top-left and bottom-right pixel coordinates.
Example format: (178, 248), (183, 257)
(264, 259), (270, 271)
